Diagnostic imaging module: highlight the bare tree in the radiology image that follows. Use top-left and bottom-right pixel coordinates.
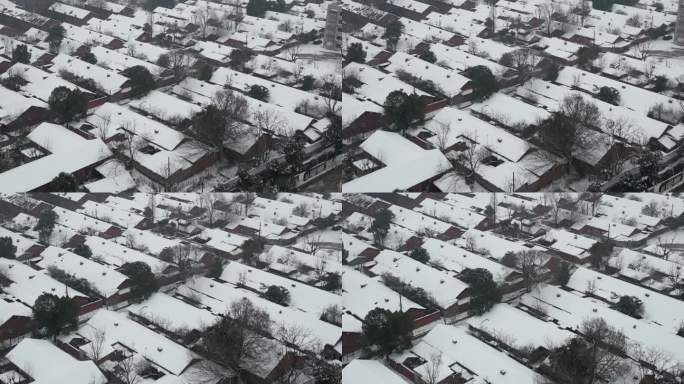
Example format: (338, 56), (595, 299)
(581, 318), (630, 384)
(631, 39), (653, 63)
(453, 131), (489, 183)
(200, 299), (272, 380)
(114, 356), (147, 384)
(168, 50), (192, 79)
(192, 89), (249, 158)
(630, 344), (679, 382)
(503, 48), (537, 83)
(302, 231), (323, 257)
(200, 193), (219, 225)
(423, 352), (443, 384)
(537, 0), (560, 36)
(94, 113), (112, 142)
(576, 0), (591, 28)
(517, 250), (546, 291)
(656, 237), (675, 260)
(87, 329), (107, 363)
(433, 121), (451, 152)
(193, 5), (215, 40)
(320, 77), (342, 116)
(233, 193), (256, 216)
(284, 44), (301, 62)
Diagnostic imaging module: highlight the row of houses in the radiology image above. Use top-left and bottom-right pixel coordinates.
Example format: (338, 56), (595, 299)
(342, 0), (684, 193)
(0, 192), (344, 383)
(341, 192), (684, 383)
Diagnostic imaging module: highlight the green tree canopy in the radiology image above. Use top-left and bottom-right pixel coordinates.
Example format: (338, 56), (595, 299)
(0, 237), (17, 259)
(49, 172), (80, 192)
(48, 87), (88, 125)
(346, 42), (367, 63)
(383, 20), (404, 51)
(247, 84), (270, 101)
(370, 207), (395, 245)
(33, 293), (79, 339)
(408, 247), (430, 263)
(383, 90), (424, 134)
(462, 65), (498, 101)
(120, 261), (159, 303)
(246, 0), (268, 17)
(12, 44), (30, 64)
(362, 308), (413, 356)
(460, 268), (501, 315)
(123, 65), (156, 98)
(264, 285), (290, 305)
(35, 209), (58, 244)
(73, 243), (92, 259)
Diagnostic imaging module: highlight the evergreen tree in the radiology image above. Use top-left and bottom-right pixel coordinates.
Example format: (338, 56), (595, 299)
(0, 237), (17, 259)
(12, 44), (30, 64)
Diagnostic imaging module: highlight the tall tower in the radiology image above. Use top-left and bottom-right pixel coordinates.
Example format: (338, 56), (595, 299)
(677, 0), (684, 45)
(324, 2), (342, 51)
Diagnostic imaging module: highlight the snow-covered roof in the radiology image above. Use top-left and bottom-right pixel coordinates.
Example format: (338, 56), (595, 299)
(425, 9), (487, 38)
(425, 107), (531, 162)
(387, 204), (453, 235)
(567, 267), (684, 331)
(343, 360), (408, 384)
(61, 22), (116, 46)
(52, 205), (115, 234)
(0, 258), (89, 306)
(342, 268), (424, 319)
(384, 51), (470, 97)
(544, 229), (596, 260)
(179, 276), (341, 349)
(221, 261), (341, 316)
(574, 216), (640, 241)
(77, 200), (144, 229)
(0, 37), (48, 63)
(90, 45), (162, 75)
(116, 228), (181, 256)
(50, 54), (128, 95)
(128, 90), (202, 122)
(201, 227), (249, 254)
(49, 2), (91, 19)
(457, 228), (534, 260)
(342, 93), (383, 128)
(7, 338), (106, 384)
(470, 92), (550, 129)
(84, 235), (172, 274)
(36, 246), (128, 297)
(0, 83), (47, 125)
(517, 78), (669, 142)
(87, 102), (186, 151)
(610, 248), (681, 288)
(344, 62), (431, 104)
(0, 138), (111, 192)
(0, 226), (41, 255)
(370, 249), (469, 308)
(403, 323), (542, 384)
(416, 198), (486, 229)
(421, 238), (515, 282)
(76, 309), (196, 375)
(27, 123), (90, 154)
(521, 284), (684, 364)
(0, 296), (31, 325)
(0, 62), (91, 102)
(556, 66), (680, 116)
(127, 292), (219, 332)
(86, 18), (144, 42)
(343, 130), (451, 192)
(466, 303), (574, 350)
(210, 67), (333, 114)
(430, 43), (511, 77)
